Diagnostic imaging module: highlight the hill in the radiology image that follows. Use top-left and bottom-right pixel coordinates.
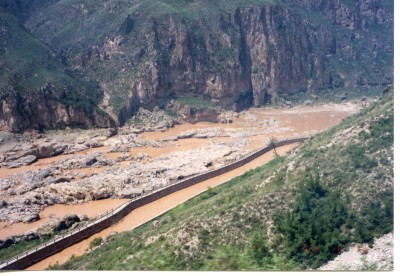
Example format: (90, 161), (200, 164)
(0, 0), (394, 130)
(50, 86), (393, 270)
(0, 10), (115, 132)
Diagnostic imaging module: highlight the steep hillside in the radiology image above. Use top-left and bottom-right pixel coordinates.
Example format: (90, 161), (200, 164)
(0, 0), (394, 130)
(0, 9), (115, 132)
(50, 87), (393, 270)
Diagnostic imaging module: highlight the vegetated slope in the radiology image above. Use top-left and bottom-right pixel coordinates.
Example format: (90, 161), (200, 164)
(0, 8), (115, 132)
(50, 87), (393, 270)
(1, 0), (394, 129)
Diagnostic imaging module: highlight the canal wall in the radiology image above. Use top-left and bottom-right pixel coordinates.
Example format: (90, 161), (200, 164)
(0, 136), (308, 270)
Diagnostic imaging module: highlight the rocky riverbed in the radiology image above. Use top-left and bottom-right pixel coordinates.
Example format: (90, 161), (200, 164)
(0, 131), (251, 224)
(0, 102), (361, 243)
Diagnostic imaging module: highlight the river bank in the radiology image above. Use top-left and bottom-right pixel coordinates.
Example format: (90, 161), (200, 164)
(0, 102), (361, 265)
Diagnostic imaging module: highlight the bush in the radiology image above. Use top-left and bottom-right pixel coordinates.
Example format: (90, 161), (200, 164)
(354, 190), (393, 243)
(199, 229), (210, 249)
(274, 169), (352, 268)
(89, 237), (103, 249)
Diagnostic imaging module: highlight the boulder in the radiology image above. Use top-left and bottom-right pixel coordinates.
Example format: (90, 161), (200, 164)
(177, 130), (197, 139)
(24, 232), (39, 241)
(65, 144), (89, 154)
(73, 191), (86, 200)
(37, 168), (52, 179)
(0, 238), (15, 250)
(78, 214), (89, 222)
(110, 145), (130, 153)
(85, 138), (103, 148)
(91, 189), (111, 200)
(7, 155), (37, 168)
(53, 214), (81, 232)
(0, 200), (7, 208)
(84, 157), (98, 167)
(53, 177), (70, 184)
(107, 128), (118, 137)
(20, 154), (38, 165)
(304, 100), (313, 106)
(23, 213), (40, 223)
(36, 143), (66, 158)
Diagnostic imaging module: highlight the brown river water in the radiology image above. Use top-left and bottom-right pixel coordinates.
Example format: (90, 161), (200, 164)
(27, 143), (297, 270)
(0, 103), (359, 269)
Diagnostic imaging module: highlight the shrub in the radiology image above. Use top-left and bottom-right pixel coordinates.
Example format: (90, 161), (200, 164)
(274, 169), (352, 268)
(89, 237), (103, 249)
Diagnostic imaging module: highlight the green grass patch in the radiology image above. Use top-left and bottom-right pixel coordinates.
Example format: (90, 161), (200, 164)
(175, 95), (218, 109)
(0, 235), (53, 263)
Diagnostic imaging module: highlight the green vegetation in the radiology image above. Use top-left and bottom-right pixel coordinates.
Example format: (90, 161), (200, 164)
(116, 0), (281, 19)
(0, 235), (53, 263)
(271, 88), (393, 269)
(49, 155), (294, 270)
(47, 88), (392, 271)
(0, 11), (104, 114)
(0, 88), (391, 270)
(1, 0), (391, 122)
(175, 95), (218, 109)
(89, 237), (103, 250)
(275, 170), (353, 268)
(163, 108), (179, 118)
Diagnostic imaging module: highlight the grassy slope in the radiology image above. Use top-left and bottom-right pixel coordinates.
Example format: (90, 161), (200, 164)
(0, 10), (104, 112)
(50, 87), (393, 270)
(0, 11), (66, 94)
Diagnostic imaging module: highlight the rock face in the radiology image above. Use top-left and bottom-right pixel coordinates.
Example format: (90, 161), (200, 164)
(0, 88), (115, 133)
(0, 0), (394, 130)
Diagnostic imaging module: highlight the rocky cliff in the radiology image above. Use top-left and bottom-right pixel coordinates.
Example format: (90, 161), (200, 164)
(0, 0), (394, 130)
(0, 8), (115, 132)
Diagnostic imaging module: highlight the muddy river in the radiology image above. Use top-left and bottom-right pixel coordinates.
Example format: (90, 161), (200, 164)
(27, 143), (297, 270)
(0, 103), (360, 269)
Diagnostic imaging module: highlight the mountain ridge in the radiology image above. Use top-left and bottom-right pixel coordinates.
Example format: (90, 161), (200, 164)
(0, 0), (394, 131)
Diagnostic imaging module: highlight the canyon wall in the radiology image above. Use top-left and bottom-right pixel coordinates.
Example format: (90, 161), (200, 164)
(0, 0), (394, 130)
